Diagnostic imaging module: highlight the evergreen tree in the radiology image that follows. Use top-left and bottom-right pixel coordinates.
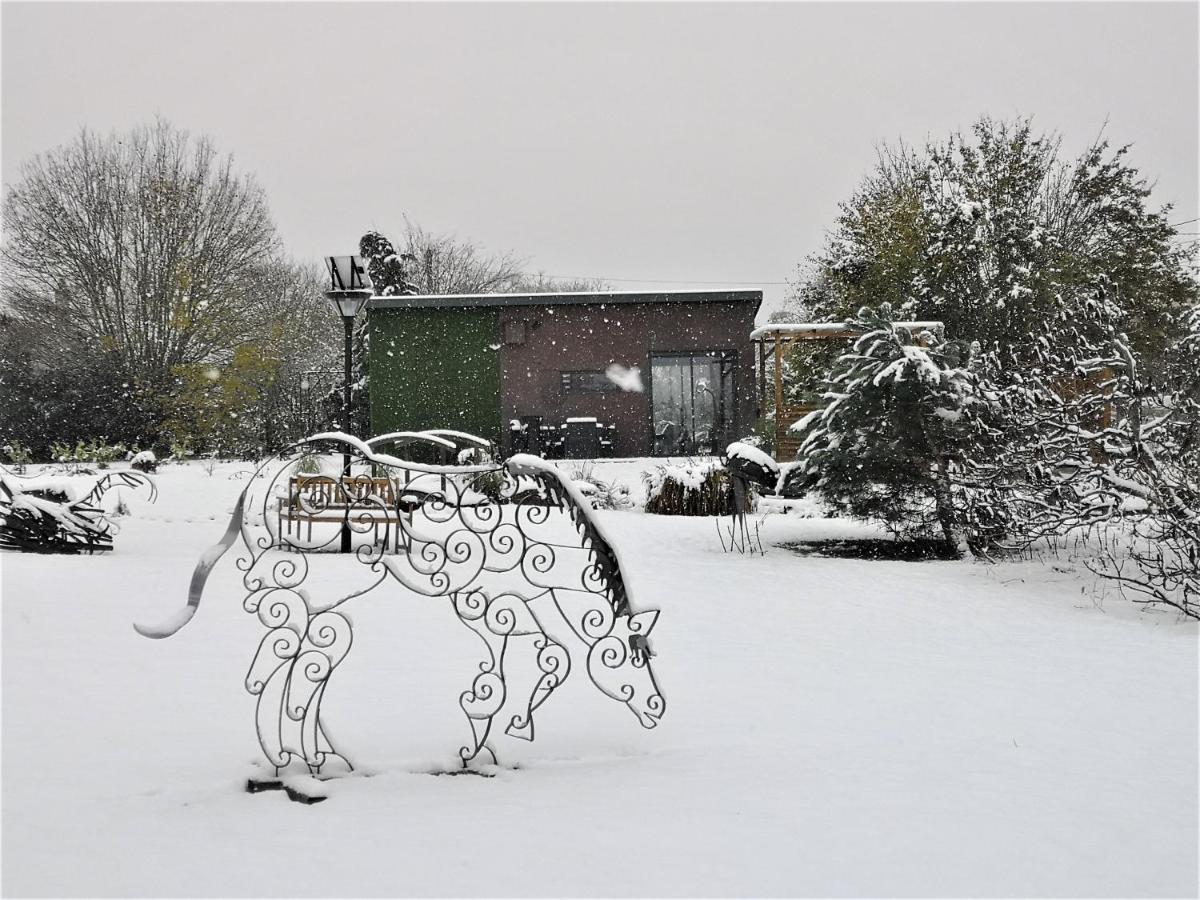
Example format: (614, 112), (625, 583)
(359, 231), (419, 297)
(350, 232), (418, 436)
(786, 304), (986, 553)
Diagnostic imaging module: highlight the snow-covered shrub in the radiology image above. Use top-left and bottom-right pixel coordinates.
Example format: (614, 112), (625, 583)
(643, 461), (738, 516)
(1083, 303), (1200, 619)
(3, 441), (32, 473)
(200, 452), (219, 477)
(111, 492), (131, 517)
(568, 462), (633, 511)
(168, 440), (192, 463)
(84, 439), (127, 469)
(130, 450), (158, 473)
(49, 441), (73, 465)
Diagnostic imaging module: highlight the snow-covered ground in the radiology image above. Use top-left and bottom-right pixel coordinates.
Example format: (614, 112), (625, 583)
(2, 460), (1196, 897)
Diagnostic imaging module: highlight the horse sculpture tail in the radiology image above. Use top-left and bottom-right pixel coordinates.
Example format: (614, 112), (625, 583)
(133, 490), (246, 639)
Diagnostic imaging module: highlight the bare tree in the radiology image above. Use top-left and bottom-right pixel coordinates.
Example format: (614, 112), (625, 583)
(1, 118), (281, 387)
(393, 218), (610, 296)
(508, 270), (610, 294)
(399, 218), (526, 295)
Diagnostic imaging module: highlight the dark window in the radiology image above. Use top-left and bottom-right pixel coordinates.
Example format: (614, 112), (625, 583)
(561, 371), (616, 393)
(504, 321), (526, 345)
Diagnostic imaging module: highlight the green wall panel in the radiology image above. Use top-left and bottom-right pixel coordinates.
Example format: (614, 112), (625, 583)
(368, 308), (501, 444)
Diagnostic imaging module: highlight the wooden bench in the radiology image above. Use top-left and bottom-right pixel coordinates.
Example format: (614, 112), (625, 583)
(279, 475), (428, 549)
(278, 473), (502, 550)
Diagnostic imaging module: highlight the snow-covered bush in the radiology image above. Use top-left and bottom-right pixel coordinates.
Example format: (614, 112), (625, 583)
(130, 450), (158, 474)
(643, 461), (738, 516)
(785, 305), (985, 553)
(568, 462), (633, 511)
(200, 452), (219, 477)
(168, 440), (192, 463)
(3, 441), (32, 473)
(296, 454), (321, 475)
(47, 439), (126, 470)
(1085, 302), (1200, 618)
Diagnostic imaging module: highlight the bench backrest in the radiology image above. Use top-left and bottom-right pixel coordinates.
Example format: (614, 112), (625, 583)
(291, 475), (397, 507)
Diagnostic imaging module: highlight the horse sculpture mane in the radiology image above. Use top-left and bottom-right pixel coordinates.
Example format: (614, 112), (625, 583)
(135, 432), (664, 793)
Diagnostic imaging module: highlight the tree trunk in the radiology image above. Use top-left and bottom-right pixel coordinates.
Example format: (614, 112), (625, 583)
(933, 455), (967, 559)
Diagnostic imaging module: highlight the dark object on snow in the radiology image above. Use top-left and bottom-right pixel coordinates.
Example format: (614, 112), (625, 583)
(724, 452), (779, 494)
(782, 539), (959, 561)
(719, 443), (777, 555)
(0, 466), (156, 554)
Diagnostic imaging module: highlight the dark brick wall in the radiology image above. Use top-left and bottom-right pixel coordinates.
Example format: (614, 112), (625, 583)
(497, 301), (759, 456)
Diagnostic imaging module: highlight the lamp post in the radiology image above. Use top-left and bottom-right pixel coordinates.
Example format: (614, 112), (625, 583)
(324, 255), (372, 553)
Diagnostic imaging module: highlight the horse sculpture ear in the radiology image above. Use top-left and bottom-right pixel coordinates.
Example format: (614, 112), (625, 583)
(628, 610), (659, 635)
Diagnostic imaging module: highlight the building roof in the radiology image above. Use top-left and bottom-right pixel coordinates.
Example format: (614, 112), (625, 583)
(369, 288), (763, 311)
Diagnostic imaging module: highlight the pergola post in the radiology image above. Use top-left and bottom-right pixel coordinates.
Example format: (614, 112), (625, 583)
(757, 340), (768, 415)
(773, 334), (784, 457)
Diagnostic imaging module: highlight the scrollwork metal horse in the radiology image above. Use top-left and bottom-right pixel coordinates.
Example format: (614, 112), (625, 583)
(135, 433), (664, 788)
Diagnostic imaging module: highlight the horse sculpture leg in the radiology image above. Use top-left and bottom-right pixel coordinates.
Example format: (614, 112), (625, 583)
(450, 590), (528, 768)
(504, 604), (572, 742)
(245, 585), (355, 783)
(288, 608), (354, 775)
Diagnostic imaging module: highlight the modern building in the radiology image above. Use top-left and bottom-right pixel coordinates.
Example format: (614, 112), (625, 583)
(367, 289), (763, 457)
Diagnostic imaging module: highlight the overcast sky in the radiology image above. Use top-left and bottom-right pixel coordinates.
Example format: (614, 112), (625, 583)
(3, 1), (1197, 318)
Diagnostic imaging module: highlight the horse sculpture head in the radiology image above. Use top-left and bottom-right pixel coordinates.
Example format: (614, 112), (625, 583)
(586, 608), (665, 729)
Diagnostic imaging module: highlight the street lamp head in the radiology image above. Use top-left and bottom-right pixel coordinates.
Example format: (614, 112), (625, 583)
(326, 289), (372, 319)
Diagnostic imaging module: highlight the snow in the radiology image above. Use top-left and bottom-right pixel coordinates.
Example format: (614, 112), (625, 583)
(643, 459), (723, 498)
(724, 440), (779, 475)
(3, 474), (79, 501)
(2, 460), (1196, 897)
(605, 363), (644, 393)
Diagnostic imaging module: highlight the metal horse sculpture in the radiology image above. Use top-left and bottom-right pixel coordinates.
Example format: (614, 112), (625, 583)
(135, 432), (664, 791)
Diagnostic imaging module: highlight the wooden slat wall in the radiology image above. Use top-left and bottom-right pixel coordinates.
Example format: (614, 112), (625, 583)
(775, 403), (818, 462)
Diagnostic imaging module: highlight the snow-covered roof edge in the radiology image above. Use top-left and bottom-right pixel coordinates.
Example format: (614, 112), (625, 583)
(370, 289), (762, 310)
(750, 321), (944, 340)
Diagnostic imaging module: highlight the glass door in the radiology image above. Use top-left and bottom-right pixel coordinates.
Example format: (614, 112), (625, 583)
(650, 351), (735, 455)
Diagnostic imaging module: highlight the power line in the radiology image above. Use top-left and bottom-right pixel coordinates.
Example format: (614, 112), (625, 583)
(1169, 217), (1200, 227)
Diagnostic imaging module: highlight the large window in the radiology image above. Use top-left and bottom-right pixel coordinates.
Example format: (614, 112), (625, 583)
(650, 351), (735, 456)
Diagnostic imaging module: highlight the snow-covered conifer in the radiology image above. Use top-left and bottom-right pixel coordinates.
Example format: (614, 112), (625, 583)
(787, 304), (987, 554)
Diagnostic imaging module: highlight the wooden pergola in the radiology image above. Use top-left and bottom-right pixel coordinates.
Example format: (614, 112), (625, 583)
(750, 321), (944, 461)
